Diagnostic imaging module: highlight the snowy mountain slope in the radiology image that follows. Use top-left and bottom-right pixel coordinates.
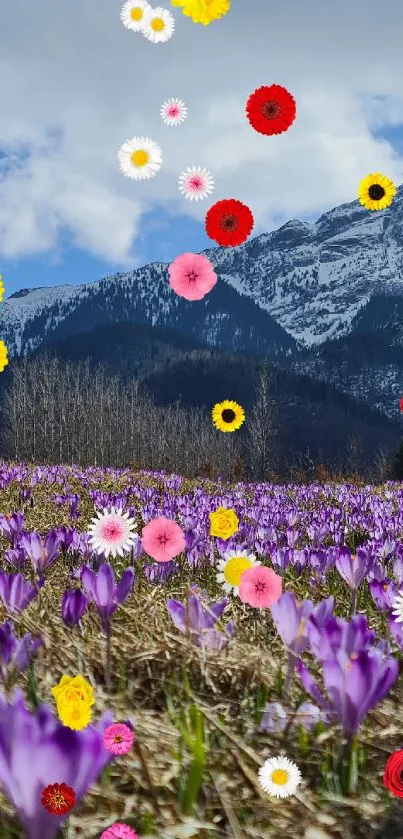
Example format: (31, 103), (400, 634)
(3, 186), (403, 418)
(2, 186), (403, 356)
(201, 186), (403, 347)
(0, 264), (296, 361)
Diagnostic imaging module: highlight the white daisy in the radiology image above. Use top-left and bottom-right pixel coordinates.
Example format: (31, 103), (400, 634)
(88, 506), (138, 558)
(120, 0), (152, 31)
(258, 755), (302, 799)
(160, 98), (188, 126)
(216, 549), (260, 595)
(118, 136), (162, 180)
(141, 6), (175, 43)
(391, 590), (403, 623)
(178, 166), (215, 201)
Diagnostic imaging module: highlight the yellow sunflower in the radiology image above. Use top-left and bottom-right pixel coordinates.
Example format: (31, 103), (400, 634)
(0, 341), (8, 373)
(171, 0), (230, 25)
(358, 173), (396, 211)
(0, 276), (4, 302)
(212, 400), (245, 432)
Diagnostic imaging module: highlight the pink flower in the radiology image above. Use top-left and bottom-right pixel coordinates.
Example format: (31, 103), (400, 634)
(103, 723), (134, 755)
(168, 252), (218, 301)
(239, 566), (282, 609)
(100, 824), (138, 839)
(141, 517), (185, 563)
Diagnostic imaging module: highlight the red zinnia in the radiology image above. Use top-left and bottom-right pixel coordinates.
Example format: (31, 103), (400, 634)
(399, 396), (403, 412)
(383, 750), (403, 797)
(205, 199), (254, 247)
(41, 782), (76, 815)
(246, 84), (296, 136)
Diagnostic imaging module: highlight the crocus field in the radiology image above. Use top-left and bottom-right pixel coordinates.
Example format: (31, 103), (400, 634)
(2, 462), (403, 839)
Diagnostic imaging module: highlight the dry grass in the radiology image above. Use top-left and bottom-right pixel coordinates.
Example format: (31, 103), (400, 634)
(0, 468), (402, 839)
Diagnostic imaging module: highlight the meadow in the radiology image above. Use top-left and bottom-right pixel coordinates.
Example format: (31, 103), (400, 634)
(1, 461), (403, 839)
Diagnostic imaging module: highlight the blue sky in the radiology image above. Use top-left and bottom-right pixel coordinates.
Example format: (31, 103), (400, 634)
(2, 0), (403, 298)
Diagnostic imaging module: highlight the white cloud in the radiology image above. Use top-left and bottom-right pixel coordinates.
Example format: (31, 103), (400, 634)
(1, 0), (403, 262)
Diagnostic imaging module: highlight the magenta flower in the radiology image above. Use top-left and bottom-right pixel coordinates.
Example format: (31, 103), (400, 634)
(141, 517), (185, 563)
(100, 824), (138, 839)
(239, 566), (282, 608)
(103, 723), (134, 755)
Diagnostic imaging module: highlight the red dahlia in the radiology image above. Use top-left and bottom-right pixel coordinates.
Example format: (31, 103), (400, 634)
(205, 199), (254, 247)
(41, 782), (76, 815)
(246, 84), (296, 136)
(383, 750), (403, 798)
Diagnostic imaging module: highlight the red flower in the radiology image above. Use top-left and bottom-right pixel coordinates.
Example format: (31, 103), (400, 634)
(205, 199), (254, 247)
(246, 85), (296, 136)
(41, 782), (76, 815)
(383, 750), (403, 797)
(399, 396), (403, 412)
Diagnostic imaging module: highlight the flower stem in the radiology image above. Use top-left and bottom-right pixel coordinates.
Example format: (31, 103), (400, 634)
(104, 628), (112, 692)
(351, 590), (358, 617)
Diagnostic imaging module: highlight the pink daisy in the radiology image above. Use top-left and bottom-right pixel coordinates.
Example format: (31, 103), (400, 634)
(88, 506), (137, 558)
(239, 566), (282, 609)
(103, 723), (134, 755)
(168, 252), (217, 301)
(100, 824), (138, 839)
(160, 97), (187, 126)
(141, 517), (185, 563)
(178, 166), (214, 201)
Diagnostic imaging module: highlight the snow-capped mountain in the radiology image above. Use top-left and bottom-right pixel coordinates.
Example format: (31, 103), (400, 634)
(2, 185), (403, 417)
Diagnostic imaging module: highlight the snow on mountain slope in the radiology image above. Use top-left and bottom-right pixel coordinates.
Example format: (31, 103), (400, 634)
(2, 186), (403, 356)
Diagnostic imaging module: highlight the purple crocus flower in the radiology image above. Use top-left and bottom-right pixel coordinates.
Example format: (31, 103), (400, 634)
(81, 563), (135, 633)
(321, 648), (398, 734)
(258, 701), (287, 733)
(297, 618), (399, 735)
(270, 592), (315, 656)
(0, 572), (41, 614)
(167, 586), (233, 650)
(292, 701), (328, 732)
(335, 546), (374, 590)
(61, 589), (89, 627)
(144, 561), (177, 584)
(3, 547), (27, 571)
(0, 690), (113, 839)
(0, 620), (41, 683)
(20, 531), (62, 575)
(0, 512), (25, 547)
(308, 614), (375, 663)
(369, 579), (399, 612)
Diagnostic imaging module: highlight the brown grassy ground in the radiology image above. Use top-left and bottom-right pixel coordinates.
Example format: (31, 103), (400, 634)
(0, 471), (403, 839)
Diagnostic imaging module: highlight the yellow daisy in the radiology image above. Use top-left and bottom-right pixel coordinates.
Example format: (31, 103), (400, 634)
(212, 400), (245, 433)
(0, 276), (4, 302)
(358, 173), (396, 211)
(171, 0), (230, 25)
(0, 341), (8, 373)
(216, 549), (260, 595)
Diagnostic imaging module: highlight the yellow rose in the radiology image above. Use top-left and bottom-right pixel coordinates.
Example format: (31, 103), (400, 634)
(51, 674), (95, 709)
(57, 699), (93, 730)
(209, 507), (239, 540)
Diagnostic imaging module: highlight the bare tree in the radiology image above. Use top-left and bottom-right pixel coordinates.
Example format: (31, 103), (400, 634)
(247, 363), (278, 480)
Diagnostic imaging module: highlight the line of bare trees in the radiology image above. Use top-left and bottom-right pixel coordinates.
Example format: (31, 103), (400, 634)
(1, 354), (390, 482)
(0, 356), (278, 480)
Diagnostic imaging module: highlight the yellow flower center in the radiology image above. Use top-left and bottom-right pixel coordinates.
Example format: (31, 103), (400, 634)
(271, 769), (289, 785)
(223, 557), (252, 586)
(151, 16), (165, 31)
(130, 6), (143, 20)
(131, 150), (149, 168)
